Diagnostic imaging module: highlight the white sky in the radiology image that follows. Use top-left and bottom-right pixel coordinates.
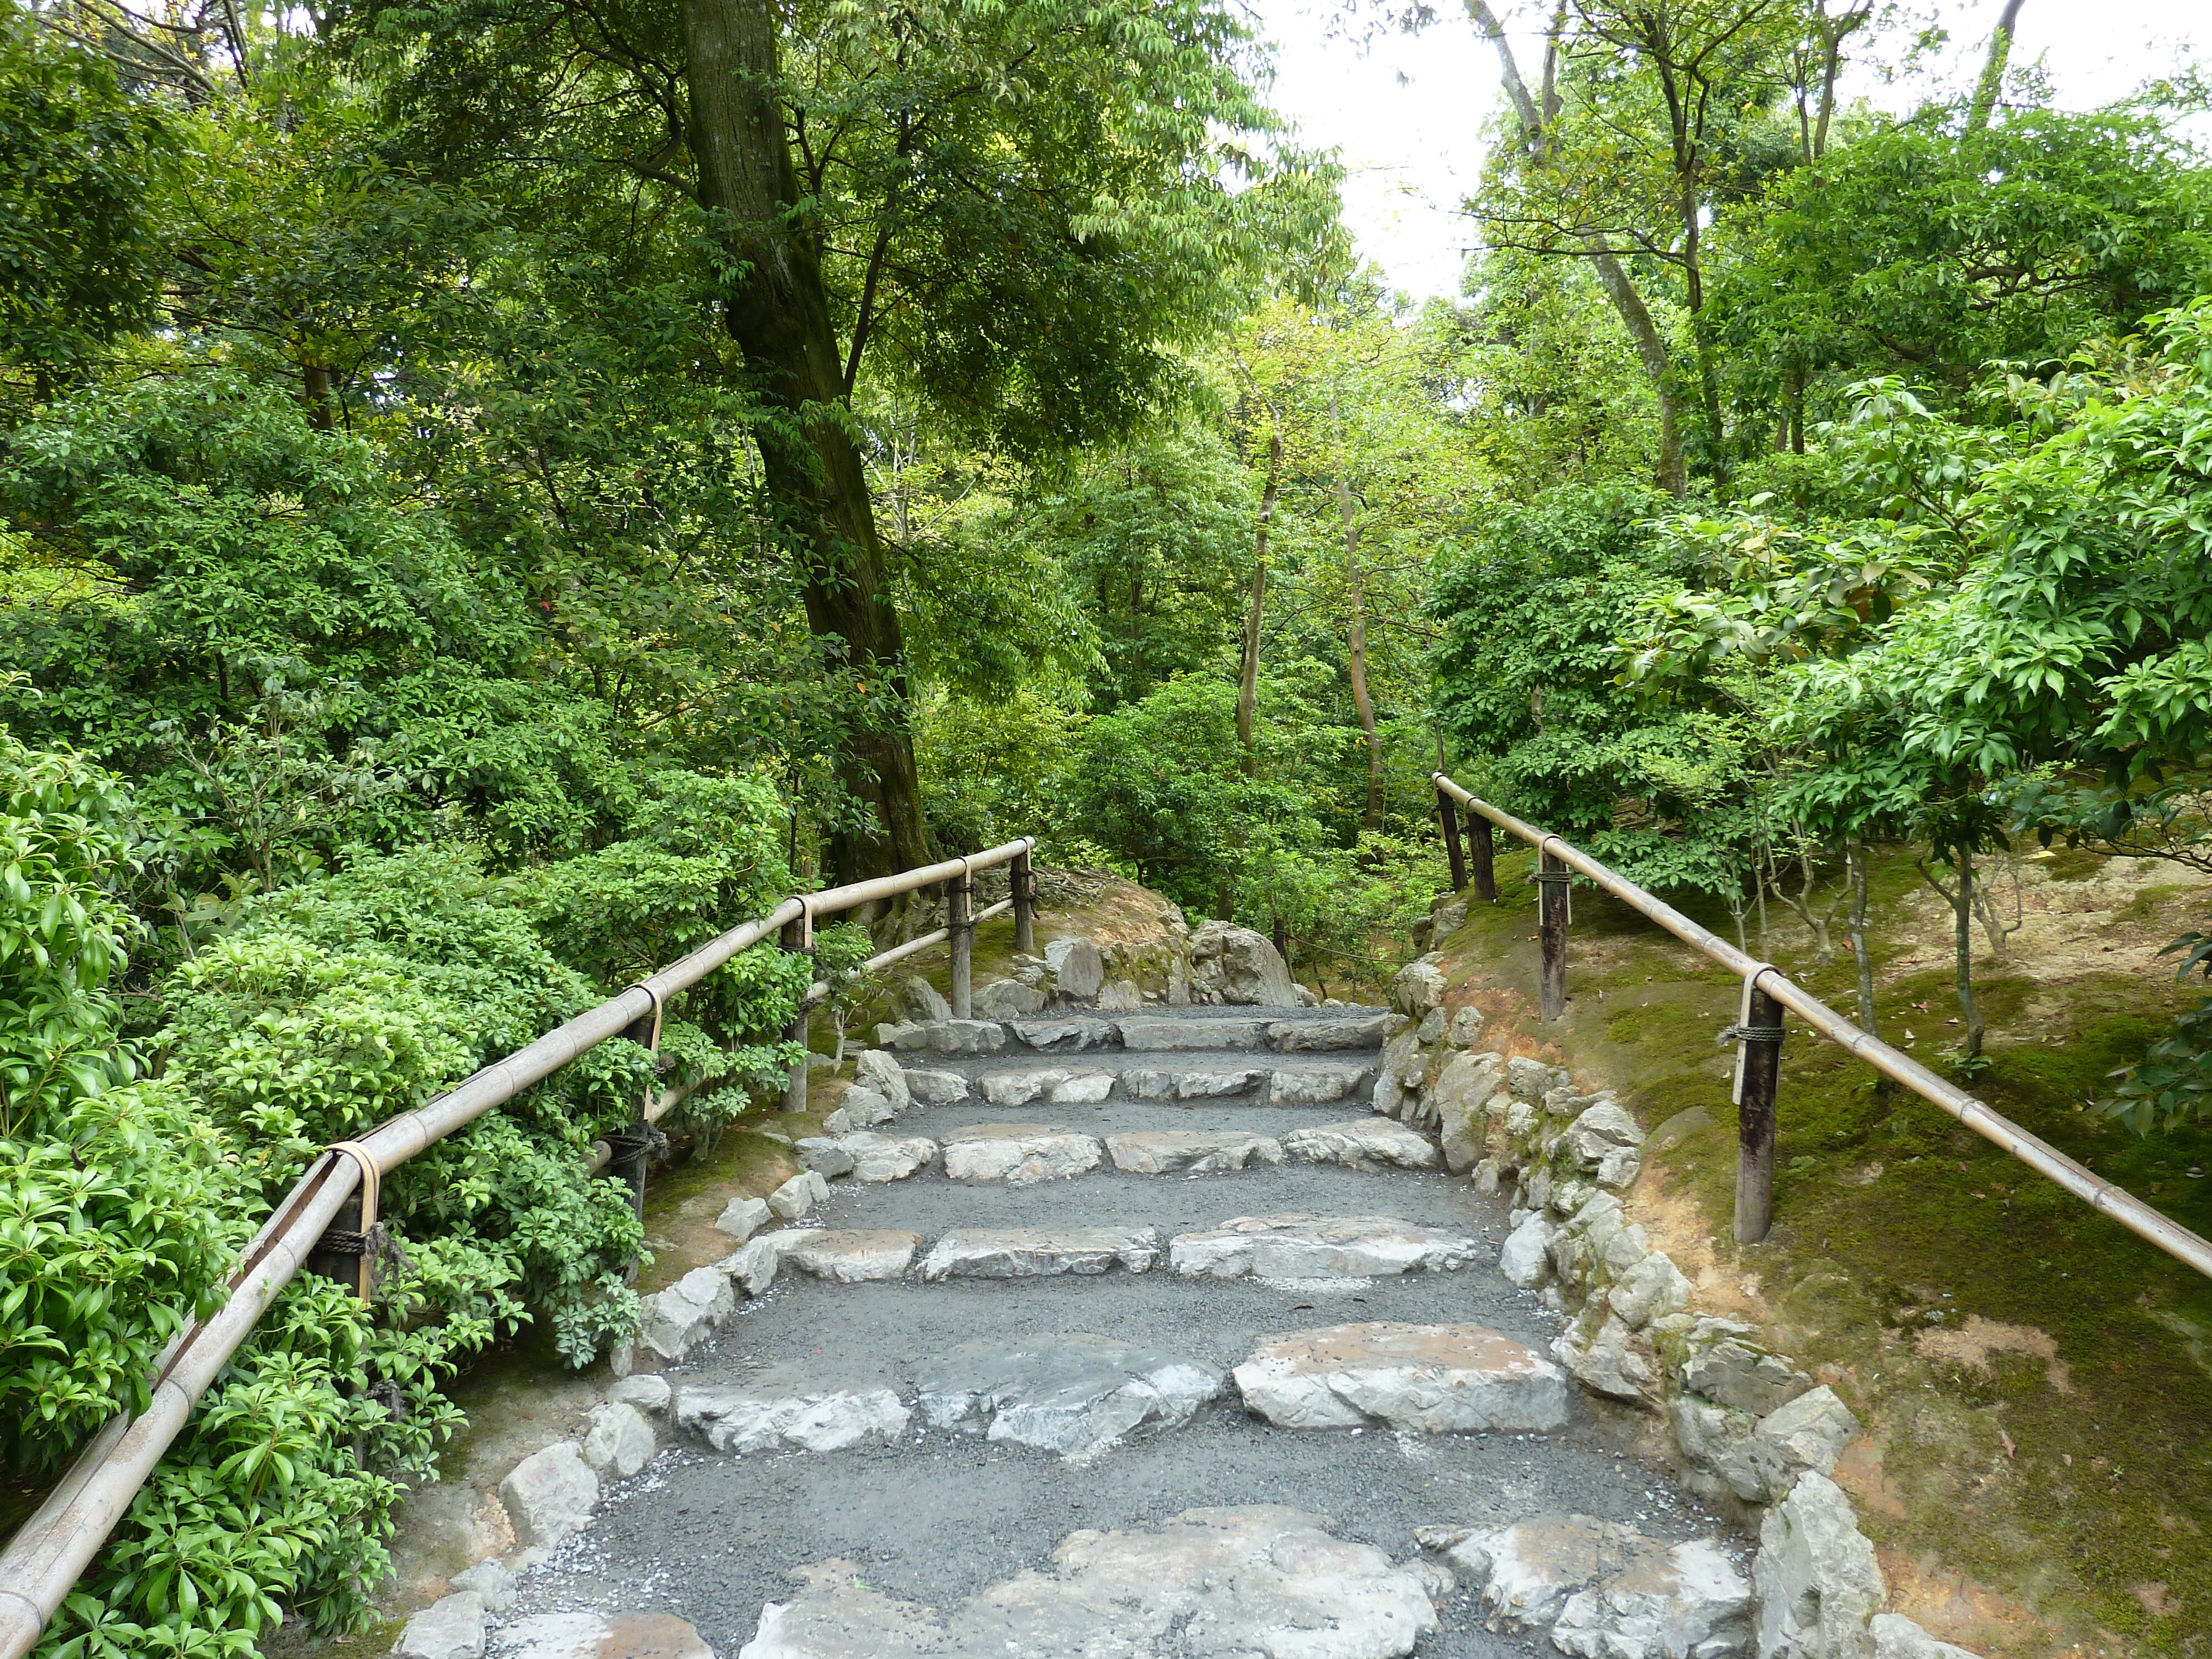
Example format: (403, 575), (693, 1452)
(1245, 0), (2212, 300)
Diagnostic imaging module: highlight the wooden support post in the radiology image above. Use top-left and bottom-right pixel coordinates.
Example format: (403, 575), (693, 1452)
(612, 992), (661, 1224)
(1438, 786), (1468, 892)
(1537, 847), (1569, 1021)
(1012, 847), (1035, 956)
(950, 865), (975, 1019)
(1468, 808), (1497, 902)
(780, 910), (812, 1113)
(1733, 980), (1786, 1245)
(304, 1181), (370, 1297)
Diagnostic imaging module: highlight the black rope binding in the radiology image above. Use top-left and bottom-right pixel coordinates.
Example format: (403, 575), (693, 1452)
(1718, 1023), (1787, 1046)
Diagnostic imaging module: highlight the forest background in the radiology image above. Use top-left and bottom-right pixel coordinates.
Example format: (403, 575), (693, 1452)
(6, 0), (2212, 1652)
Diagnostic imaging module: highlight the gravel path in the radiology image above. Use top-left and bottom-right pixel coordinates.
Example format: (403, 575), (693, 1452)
(495, 1003), (1740, 1658)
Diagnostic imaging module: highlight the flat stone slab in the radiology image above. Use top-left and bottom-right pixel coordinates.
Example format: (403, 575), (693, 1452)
(1168, 1214), (1483, 1280)
(774, 1229), (921, 1282)
(837, 1132), (938, 1182)
(1268, 1015), (1390, 1051)
(1419, 1513), (1750, 1658)
(919, 1226), (1160, 1281)
(1269, 1063), (1375, 1104)
(735, 1506), (1437, 1658)
(493, 1611), (713, 1657)
(1281, 1119), (1439, 1170)
(979, 1067), (1115, 1106)
(675, 1370), (910, 1453)
(1234, 1321), (1571, 1432)
(1009, 1018), (1119, 1052)
(940, 1123), (1103, 1185)
(1115, 1017), (1269, 1051)
(1123, 1067), (1267, 1100)
(1105, 1130), (1285, 1174)
(914, 1333), (1224, 1458)
(900, 1067), (969, 1105)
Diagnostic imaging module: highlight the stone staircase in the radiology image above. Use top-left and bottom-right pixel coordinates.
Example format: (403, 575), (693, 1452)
(404, 1000), (1754, 1659)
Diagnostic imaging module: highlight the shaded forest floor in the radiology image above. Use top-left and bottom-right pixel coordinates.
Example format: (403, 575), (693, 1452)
(1434, 842), (2212, 1659)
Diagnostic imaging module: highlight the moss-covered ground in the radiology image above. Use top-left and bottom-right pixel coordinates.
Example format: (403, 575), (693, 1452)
(1437, 844), (2212, 1657)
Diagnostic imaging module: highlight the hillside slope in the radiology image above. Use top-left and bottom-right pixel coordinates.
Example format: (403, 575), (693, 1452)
(1431, 841), (2212, 1657)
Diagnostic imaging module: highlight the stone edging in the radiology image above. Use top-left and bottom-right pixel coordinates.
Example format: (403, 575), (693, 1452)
(1383, 951), (1986, 1659)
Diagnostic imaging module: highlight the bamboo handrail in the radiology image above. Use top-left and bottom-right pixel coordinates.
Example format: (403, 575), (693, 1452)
(1433, 773), (2212, 1281)
(0, 839), (1034, 1657)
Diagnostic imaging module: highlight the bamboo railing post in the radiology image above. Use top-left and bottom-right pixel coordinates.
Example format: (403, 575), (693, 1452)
(1537, 846), (1569, 1020)
(780, 908), (813, 1112)
(1468, 807), (1497, 902)
(1437, 785), (1468, 891)
(611, 989), (661, 1225)
(949, 863), (975, 1018)
(1012, 846), (1036, 955)
(1732, 978), (1786, 1244)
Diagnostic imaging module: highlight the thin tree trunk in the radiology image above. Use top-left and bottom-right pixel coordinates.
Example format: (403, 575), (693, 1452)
(682, 0), (927, 885)
(1330, 399), (1384, 831)
(1967, 0), (2026, 134)
(1237, 424), (1282, 778)
(1848, 838), (1877, 1039)
(1957, 847), (1985, 1055)
(1587, 241), (1687, 496)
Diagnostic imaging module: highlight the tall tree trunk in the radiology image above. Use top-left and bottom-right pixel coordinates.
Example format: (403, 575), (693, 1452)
(1329, 412), (1384, 831)
(1470, 0), (1686, 497)
(1967, 0), (2026, 135)
(1953, 843), (1986, 1056)
(1847, 838), (1877, 1039)
(683, 0), (927, 885)
(1237, 424), (1282, 778)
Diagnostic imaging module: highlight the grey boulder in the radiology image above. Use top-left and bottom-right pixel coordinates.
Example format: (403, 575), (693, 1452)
(1269, 1014), (1390, 1051)
(714, 1195), (771, 1241)
(1045, 937), (1107, 1000)
(919, 1225), (1159, 1281)
(1391, 954), (1447, 1018)
(1169, 1213), (1480, 1280)
(837, 1131), (937, 1182)
(1280, 1118), (1439, 1170)
(1719, 1386), (1861, 1504)
(1234, 1321), (1570, 1433)
(900, 1066), (969, 1105)
(1009, 1018), (1118, 1052)
(734, 1506), (1437, 1659)
(794, 1137), (855, 1177)
(974, 978), (1048, 1019)
(1123, 1066), (1266, 1100)
(852, 1047), (912, 1112)
(1753, 1472), (1885, 1659)
(639, 1265), (736, 1361)
(941, 1123), (1102, 1185)
(675, 1370), (910, 1454)
(822, 1087), (896, 1134)
(914, 1332), (1223, 1458)
(1869, 1615), (1985, 1659)
(394, 1593), (487, 1659)
(1187, 920), (1298, 1006)
(448, 1559), (515, 1615)
(768, 1169), (832, 1219)
(1105, 1129), (1285, 1174)
(1423, 1512), (1751, 1659)
(497, 1442), (599, 1548)
(901, 976), (952, 1022)
(580, 1400), (655, 1479)
(1268, 1063), (1374, 1105)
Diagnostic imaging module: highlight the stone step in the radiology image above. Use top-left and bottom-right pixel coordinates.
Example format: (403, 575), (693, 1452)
(768, 1229), (921, 1283)
(1417, 1513), (1750, 1659)
(940, 1123), (1103, 1185)
(879, 1010), (1389, 1059)
(1166, 1213), (1484, 1280)
(1103, 1128), (1284, 1174)
(1280, 1118), (1439, 1170)
(674, 1368), (909, 1453)
(1233, 1321), (1572, 1432)
(732, 1506), (1438, 1658)
(914, 1332), (1224, 1459)
(917, 1224), (1161, 1280)
(909, 1058), (1378, 1108)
